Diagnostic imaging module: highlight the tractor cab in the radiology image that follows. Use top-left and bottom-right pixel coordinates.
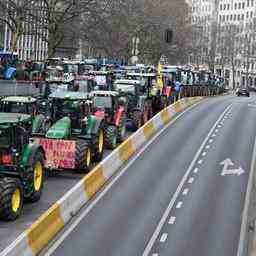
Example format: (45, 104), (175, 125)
(48, 91), (91, 131)
(89, 71), (114, 91)
(0, 96), (38, 116)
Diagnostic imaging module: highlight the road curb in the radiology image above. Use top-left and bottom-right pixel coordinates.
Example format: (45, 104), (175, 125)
(0, 97), (203, 256)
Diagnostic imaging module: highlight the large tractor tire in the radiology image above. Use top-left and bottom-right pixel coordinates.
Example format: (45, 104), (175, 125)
(27, 151), (45, 203)
(105, 125), (118, 150)
(131, 110), (142, 131)
(0, 178), (23, 221)
(75, 141), (92, 173)
(117, 115), (127, 143)
(94, 128), (105, 162)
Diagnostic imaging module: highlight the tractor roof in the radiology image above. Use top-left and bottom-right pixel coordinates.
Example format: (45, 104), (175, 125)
(114, 79), (140, 85)
(49, 91), (90, 100)
(127, 72), (156, 77)
(89, 71), (113, 75)
(91, 91), (119, 97)
(0, 112), (32, 124)
(1, 96), (37, 103)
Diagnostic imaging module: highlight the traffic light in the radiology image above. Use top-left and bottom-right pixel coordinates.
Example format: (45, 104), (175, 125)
(165, 29), (173, 44)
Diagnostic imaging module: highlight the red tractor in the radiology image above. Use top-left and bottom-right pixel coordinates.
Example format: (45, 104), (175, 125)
(91, 91), (127, 149)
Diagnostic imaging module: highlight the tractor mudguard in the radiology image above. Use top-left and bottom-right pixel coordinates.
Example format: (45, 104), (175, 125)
(21, 143), (45, 167)
(46, 117), (71, 139)
(114, 106), (125, 127)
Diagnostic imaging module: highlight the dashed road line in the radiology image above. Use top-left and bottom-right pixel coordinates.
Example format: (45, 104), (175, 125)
(188, 177), (194, 184)
(209, 139), (214, 143)
(202, 152), (207, 156)
(142, 104), (232, 256)
(212, 134), (216, 137)
(182, 188), (189, 195)
(198, 159), (203, 164)
(176, 201), (183, 209)
(193, 168), (199, 173)
(168, 216), (176, 224)
(160, 233), (168, 243)
(206, 145), (210, 149)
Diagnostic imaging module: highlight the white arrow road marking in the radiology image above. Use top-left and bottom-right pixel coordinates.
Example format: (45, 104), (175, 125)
(176, 201), (183, 209)
(182, 188), (189, 195)
(220, 158), (245, 176)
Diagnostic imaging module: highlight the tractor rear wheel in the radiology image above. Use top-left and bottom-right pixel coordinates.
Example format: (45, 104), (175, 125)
(27, 151), (45, 203)
(117, 116), (127, 143)
(76, 141), (92, 173)
(94, 128), (105, 162)
(0, 178), (23, 221)
(105, 126), (118, 150)
(131, 110), (142, 131)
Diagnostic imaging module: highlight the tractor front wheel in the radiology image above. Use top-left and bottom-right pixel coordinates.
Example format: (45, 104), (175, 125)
(27, 151), (45, 202)
(76, 141), (92, 173)
(131, 111), (142, 131)
(0, 178), (23, 221)
(105, 126), (118, 150)
(94, 128), (105, 162)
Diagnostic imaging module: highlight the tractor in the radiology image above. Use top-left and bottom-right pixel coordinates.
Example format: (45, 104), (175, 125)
(0, 96), (51, 135)
(34, 91), (105, 173)
(126, 72), (167, 115)
(114, 79), (152, 131)
(91, 91), (127, 149)
(0, 113), (45, 220)
(89, 71), (115, 91)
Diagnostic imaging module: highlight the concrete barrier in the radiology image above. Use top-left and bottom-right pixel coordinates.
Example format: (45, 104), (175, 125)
(1, 97), (203, 256)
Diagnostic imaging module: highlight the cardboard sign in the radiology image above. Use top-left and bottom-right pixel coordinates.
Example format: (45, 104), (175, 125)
(35, 138), (76, 169)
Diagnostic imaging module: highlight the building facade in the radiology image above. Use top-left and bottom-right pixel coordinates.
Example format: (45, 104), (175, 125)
(189, 0), (256, 88)
(0, 0), (48, 61)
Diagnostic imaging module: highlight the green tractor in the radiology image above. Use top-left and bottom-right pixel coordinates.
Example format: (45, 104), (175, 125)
(34, 91), (105, 173)
(0, 113), (45, 220)
(0, 96), (51, 135)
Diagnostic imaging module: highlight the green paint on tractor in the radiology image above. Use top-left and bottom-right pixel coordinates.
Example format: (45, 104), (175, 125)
(46, 117), (71, 139)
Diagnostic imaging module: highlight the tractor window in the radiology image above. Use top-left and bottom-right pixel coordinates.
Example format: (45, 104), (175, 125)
(115, 84), (136, 95)
(93, 96), (112, 109)
(2, 102), (33, 114)
(0, 128), (10, 148)
(95, 75), (107, 86)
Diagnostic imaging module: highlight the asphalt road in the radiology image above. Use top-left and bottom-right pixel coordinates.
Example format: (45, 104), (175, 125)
(42, 94), (256, 256)
(0, 143), (129, 251)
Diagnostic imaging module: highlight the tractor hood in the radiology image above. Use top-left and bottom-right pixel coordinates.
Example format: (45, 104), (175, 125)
(46, 117), (71, 139)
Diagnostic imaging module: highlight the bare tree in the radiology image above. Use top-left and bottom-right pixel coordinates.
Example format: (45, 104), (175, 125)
(0, 0), (35, 52)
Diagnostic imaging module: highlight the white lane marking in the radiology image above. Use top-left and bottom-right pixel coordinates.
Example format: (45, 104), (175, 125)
(160, 233), (168, 243)
(176, 201), (183, 209)
(152, 254), (158, 256)
(41, 101), (205, 256)
(215, 129), (219, 133)
(209, 139), (214, 143)
(193, 168), (199, 173)
(198, 159), (203, 164)
(142, 104), (232, 256)
(206, 145), (210, 149)
(182, 188), (189, 195)
(168, 216), (176, 224)
(218, 125), (222, 128)
(212, 134), (216, 137)
(202, 152), (207, 156)
(188, 177), (194, 184)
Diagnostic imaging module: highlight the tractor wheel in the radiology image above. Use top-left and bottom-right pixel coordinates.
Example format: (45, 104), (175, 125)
(94, 128), (105, 162)
(117, 116), (127, 143)
(27, 151), (45, 203)
(0, 178), (23, 221)
(105, 126), (118, 150)
(75, 141), (92, 173)
(131, 111), (142, 131)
